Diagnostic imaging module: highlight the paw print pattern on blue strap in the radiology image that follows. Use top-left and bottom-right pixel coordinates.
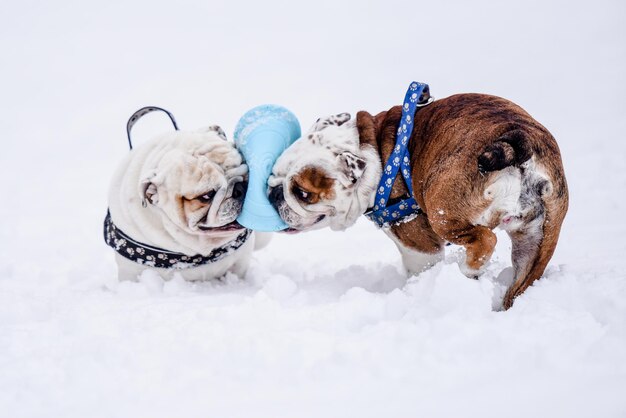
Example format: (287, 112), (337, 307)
(365, 81), (431, 227)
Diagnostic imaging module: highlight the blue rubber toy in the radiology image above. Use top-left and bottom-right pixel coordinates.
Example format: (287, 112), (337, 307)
(234, 104), (301, 232)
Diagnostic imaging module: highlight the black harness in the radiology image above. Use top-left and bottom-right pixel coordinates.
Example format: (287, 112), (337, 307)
(104, 212), (252, 269)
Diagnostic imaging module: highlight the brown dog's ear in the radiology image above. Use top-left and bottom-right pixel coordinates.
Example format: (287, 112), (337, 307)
(356, 109), (390, 152)
(337, 151), (367, 186)
(309, 113), (351, 132)
(355, 111), (377, 150)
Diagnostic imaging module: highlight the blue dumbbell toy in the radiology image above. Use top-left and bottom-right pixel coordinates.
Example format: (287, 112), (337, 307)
(234, 104), (301, 231)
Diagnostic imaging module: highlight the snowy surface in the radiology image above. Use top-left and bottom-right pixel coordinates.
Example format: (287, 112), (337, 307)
(1, 0), (625, 417)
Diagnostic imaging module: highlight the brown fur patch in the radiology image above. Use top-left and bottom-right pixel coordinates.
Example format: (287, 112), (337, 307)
(389, 213), (445, 255)
(292, 167), (336, 204)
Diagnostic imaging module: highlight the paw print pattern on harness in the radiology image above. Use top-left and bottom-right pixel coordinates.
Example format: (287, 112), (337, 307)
(103, 211), (252, 269)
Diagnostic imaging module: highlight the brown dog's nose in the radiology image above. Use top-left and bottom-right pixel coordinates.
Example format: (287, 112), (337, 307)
(268, 185), (284, 207)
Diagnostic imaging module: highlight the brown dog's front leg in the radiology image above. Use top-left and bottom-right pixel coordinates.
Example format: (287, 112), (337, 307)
(462, 226), (497, 277)
(431, 220), (497, 278)
(386, 214), (445, 276)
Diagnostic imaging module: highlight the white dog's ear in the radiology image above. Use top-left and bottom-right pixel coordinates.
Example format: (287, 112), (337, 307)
(198, 125), (227, 141)
(140, 174), (159, 207)
(309, 113), (351, 133)
(336, 151), (366, 186)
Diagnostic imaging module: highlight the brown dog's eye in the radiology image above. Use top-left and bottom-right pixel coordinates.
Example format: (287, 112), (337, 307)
(197, 190), (217, 203)
(292, 185), (312, 203)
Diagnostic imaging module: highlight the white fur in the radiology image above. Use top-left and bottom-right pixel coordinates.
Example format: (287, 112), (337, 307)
(384, 230), (444, 276)
(108, 129), (256, 281)
(475, 157), (552, 233)
(475, 166), (522, 230)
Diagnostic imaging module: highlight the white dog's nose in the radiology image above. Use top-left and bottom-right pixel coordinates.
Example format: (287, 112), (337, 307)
(232, 181), (247, 202)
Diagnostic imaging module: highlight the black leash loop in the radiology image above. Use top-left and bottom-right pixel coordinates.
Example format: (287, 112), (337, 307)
(126, 106), (179, 150)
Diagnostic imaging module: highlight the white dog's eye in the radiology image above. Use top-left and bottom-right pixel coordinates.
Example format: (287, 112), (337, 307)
(197, 190), (217, 203)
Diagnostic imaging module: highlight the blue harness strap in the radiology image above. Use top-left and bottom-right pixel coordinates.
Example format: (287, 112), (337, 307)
(365, 81), (433, 227)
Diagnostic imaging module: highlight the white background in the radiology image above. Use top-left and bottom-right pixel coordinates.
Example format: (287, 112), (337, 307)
(1, 0), (625, 417)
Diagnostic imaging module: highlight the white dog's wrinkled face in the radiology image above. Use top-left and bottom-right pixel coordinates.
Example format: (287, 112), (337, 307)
(141, 126), (248, 238)
(268, 113), (381, 232)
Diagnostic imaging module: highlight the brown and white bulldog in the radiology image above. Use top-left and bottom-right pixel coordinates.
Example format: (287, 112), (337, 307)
(268, 94), (568, 309)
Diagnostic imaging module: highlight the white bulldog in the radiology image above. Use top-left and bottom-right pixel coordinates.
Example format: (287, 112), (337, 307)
(106, 124), (267, 281)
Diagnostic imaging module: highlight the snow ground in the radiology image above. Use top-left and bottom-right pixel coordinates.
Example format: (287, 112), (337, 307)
(1, 0), (625, 417)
